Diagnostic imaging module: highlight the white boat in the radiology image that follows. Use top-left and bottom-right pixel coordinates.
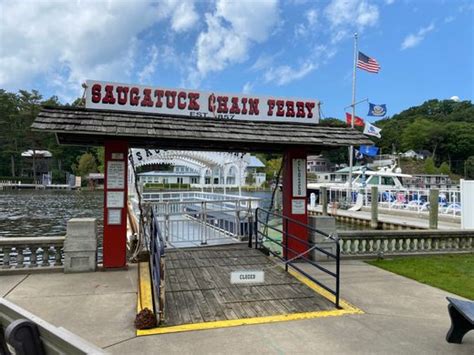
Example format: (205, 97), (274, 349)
(308, 164), (411, 193)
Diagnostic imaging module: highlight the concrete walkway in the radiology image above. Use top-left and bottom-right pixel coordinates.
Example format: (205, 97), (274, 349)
(1, 260), (473, 354)
(310, 205), (460, 230)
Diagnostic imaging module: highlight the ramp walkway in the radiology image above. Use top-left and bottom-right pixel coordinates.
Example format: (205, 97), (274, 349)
(163, 244), (334, 326)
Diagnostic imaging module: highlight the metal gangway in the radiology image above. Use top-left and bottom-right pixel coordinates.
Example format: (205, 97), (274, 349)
(141, 192), (260, 247)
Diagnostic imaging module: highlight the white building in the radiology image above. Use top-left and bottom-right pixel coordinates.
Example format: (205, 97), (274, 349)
(133, 151), (266, 189)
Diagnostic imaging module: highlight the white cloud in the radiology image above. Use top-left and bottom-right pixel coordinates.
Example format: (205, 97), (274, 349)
(0, 0), (198, 99)
(324, 0), (379, 43)
(295, 8), (318, 38)
(264, 61), (316, 86)
(157, 0), (199, 32)
(444, 16), (455, 23)
(401, 23), (435, 50)
(385, 0), (395, 5)
(242, 82), (254, 94)
(138, 45), (160, 83)
(193, 0), (279, 78)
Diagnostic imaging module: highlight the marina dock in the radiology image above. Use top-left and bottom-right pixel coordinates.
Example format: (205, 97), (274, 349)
(309, 205), (461, 230)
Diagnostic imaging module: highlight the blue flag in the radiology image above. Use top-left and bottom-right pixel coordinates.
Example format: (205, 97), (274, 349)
(368, 103), (387, 117)
(359, 145), (379, 157)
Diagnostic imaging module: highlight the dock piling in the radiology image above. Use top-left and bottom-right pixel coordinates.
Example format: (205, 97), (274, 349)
(429, 189), (439, 229)
(371, 186), (378, 229)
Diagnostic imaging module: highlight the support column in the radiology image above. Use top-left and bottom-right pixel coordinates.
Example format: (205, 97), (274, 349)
(321, 186), (328, 216)
(103, 140), (128, 268)
(282, 148), (308, 259)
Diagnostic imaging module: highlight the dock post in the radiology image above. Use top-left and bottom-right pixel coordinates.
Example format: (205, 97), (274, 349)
(371, 186), (378, 229)
(429, 188), (439, 229)
(321, 186), (328, 216)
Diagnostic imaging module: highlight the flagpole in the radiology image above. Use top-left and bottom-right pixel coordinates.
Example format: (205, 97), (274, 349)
(348, 32), (358, 200)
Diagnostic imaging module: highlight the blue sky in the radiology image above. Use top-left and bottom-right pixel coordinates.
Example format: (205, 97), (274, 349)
(1, 0), (473, 122)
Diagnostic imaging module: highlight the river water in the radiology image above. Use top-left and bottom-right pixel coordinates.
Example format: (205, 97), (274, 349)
(0, 189), (366, 239)
(0, 190), (103, 238)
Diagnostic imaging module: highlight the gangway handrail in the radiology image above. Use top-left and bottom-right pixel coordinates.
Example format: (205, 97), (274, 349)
(148, 208), (165, 322)
(252, 208), (341, 308)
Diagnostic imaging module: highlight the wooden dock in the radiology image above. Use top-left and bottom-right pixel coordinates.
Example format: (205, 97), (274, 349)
(163, 244), (334, 326)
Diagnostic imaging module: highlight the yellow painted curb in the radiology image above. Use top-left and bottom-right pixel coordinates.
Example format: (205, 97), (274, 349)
(137, 261), (153, 314)
(136, 259), (364, 336)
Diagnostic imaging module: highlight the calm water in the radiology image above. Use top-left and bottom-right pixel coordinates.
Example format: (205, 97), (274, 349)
(0, 189), (365, 238)
(0, 190), (103, 238)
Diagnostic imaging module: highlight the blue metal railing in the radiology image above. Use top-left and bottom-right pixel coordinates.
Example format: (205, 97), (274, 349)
(149, 209), (165, 320)
(252, 208), (341, 308)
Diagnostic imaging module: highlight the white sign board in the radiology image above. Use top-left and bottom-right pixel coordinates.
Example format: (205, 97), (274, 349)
(292, 199), (306, 215)
(107, 161), (125, 189)
(107, 191), (124, 208)
(230, 270), (265, 284)
(85, 80), (319, 124)
(292, 158), (306, 197)
(107, 209), (122, 225)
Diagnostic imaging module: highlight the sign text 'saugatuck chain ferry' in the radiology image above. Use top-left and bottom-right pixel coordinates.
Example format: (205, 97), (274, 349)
(85, 80), (320, 123)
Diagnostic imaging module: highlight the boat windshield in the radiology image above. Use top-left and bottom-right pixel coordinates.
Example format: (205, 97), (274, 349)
(381, 176), (396, 186)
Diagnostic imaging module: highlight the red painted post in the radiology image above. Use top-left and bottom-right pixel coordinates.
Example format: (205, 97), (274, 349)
(282, 147), (308, 259)
(103, 140), (129, 268)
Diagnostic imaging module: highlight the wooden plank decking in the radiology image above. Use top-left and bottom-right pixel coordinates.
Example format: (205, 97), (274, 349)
(163, 244), (334, 326)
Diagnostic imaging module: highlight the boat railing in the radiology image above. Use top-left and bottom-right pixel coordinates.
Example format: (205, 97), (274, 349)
(326, 186), (461, 216)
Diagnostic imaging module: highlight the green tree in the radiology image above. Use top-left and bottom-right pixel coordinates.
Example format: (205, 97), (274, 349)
(438, 162), (451, 175)
(74, 152), (98, 177)
(94, 147), (105, 173)
(265, 158), (283, 182)
(465, 156), (474, 179)
(424, 157), (438, 174)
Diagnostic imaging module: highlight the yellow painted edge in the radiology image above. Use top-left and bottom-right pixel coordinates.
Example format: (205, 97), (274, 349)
(136, 261), (363, 336)
(137, 261), (154, 314)
(137, 307), (357, 336)
(287, 269), (363, 314)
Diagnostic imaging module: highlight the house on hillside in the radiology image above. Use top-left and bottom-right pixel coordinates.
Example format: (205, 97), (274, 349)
(401, 150), (431, 160)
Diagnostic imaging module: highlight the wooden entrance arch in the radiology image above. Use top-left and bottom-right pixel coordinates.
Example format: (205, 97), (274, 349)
(33, 106), (371, 268)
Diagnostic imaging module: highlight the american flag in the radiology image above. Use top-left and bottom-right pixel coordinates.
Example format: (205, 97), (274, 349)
(357, 51), (380, 73)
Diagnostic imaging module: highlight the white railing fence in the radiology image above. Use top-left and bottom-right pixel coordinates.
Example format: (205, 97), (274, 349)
(143, 192), (259, 246)
(326, 187), (461, 217)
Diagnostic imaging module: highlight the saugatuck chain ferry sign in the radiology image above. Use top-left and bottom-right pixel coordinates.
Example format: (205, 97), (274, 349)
(85, 80), (320, 124)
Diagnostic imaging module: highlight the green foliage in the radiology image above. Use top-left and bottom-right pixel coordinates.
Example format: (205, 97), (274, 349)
(438, 162), (451, 175)
(94, 147), (105, 173)
(74, 152), (98, 177)
(376, 99), (474, 175)
(0, 89), (85, 178)
(423, 157), (438, 174)
(465, 156), (474, 179)
(245, 173), (256, 186)
(264, 157), (283, 181)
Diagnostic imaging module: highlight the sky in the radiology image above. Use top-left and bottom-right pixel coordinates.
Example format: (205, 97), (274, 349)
(0, 0), (473, 122)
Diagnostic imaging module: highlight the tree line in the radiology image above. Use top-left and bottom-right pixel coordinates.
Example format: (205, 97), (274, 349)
(0, 88), (473, 182)
(0, 89), (103, 182)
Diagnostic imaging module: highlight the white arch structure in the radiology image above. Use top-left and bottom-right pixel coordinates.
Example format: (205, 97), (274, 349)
(128, 149), (251, 195)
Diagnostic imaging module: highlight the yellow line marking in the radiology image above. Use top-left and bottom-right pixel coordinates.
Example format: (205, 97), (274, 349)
(137, 261), (153, 313)
(136, 259), (364, 336)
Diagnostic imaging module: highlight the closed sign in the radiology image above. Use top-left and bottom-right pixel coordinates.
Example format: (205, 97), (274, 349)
(230, 270), (265, 284)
